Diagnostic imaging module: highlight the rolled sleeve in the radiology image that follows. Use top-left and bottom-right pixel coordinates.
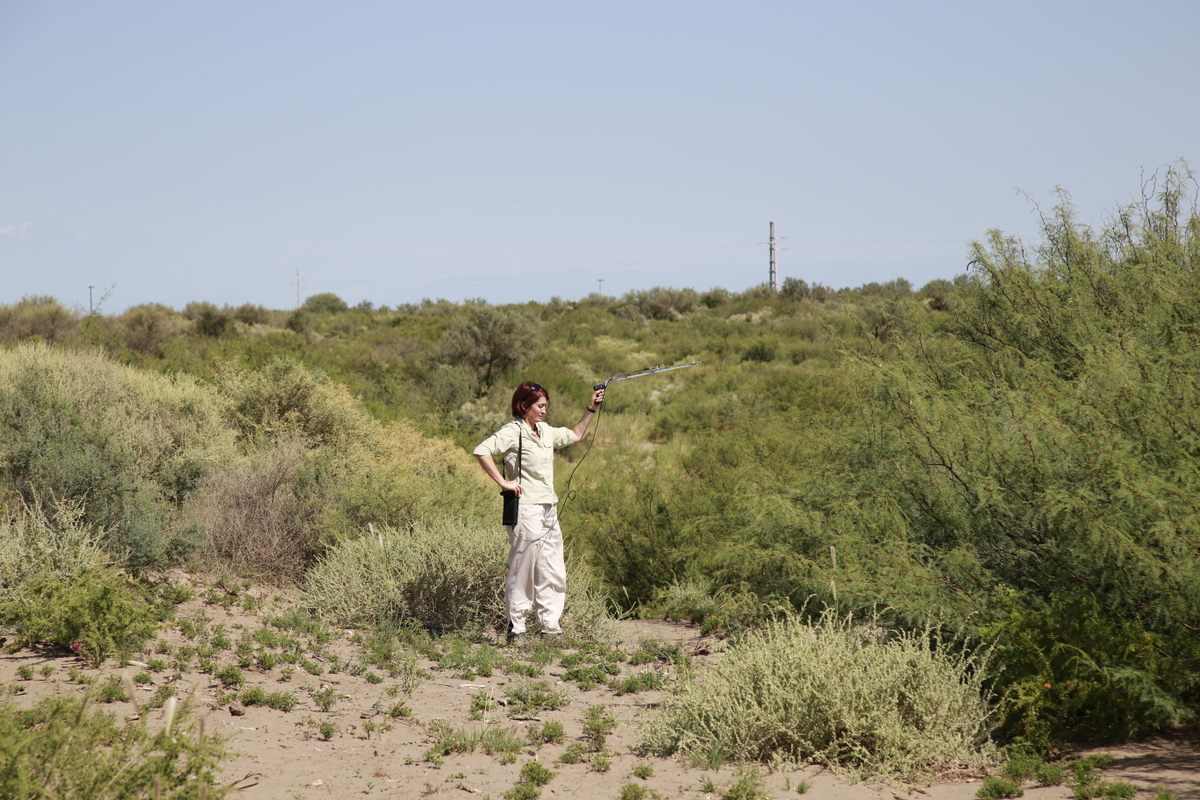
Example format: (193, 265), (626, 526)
(550, 425), (576, 449)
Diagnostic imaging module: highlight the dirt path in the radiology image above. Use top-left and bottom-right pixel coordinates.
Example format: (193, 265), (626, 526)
(2, 577), (1196, 800)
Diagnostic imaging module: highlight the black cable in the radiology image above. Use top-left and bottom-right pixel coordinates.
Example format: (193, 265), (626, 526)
(557, 401), (602, 518)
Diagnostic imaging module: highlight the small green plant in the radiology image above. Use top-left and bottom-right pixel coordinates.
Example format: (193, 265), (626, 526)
(611, 670), (665, 695)
(240, 687), (297, 712)
(558, 742), (585, 764)
(508, 661), (542, 678)
(583, 705), (617, 751)
(795, 779), (810, 794)
(480, 727), (524, 760)
(632, 762), (654, 779)
(528, 720), (565, 746)
(519, 760), (553, 786)
(365, 670), (383, 684)
(39, 665), (54, 679)
(621, 784), (664, 800)
(721, 767), (771, 800)
(1101, 783), (1138, 800)
(1034, 762), (1065, 786)
(388, 702), (412, 719)
(470, 691), (494, 720)
(318, 720), (336, 740)
(1003, 752), (1044, 781)
(505, 680), (567, 717)
(146, 658), (166, 672)
(16, 665), (33, 681)
(424, 723), (480, 762)
(589, 751), (612, 773)
(96, 675), (128, 703)
(209, 626), (231, 651)
(147, 684), (176, 709)
(132, 671), (153, 686)
(309, 685), (338, 712)
(977, 777), (1024, 799)
(215, 666), (244, 688)
(628, 639), (682, 666)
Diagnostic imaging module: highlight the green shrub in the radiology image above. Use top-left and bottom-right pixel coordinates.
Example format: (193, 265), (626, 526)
(720, 767), (770, 800)
(0, 692), (226, 798)
(0, 344), (237, 570)
(641, 610), (998, 781)
(611, 670), (664, 695)
(215, 666), (244, 688)
(640, 577), (780, 636)
(480, 726), (524, 758)
(528, 720), (564, 746)
(519, 760), (553, 786)
(505, 680), (566, 718)
(301, 518), (508, 632)
(184, 302), (231, 337)
(977, 777), (1024, 799)
(121, 303), (183, 356)
(582, 705), (616, 752)
(0, 296), (78, 343)
(1002, 752), (1044, 781)
(240, 687), (297, 712)
(303, 293), (350, 314)
(557, 742), (585, 764)
(1, 566), (158, 667)
(1034, 761), (1065, 786)
(95, 675), (129, 703)
(0, 501), (109, 603)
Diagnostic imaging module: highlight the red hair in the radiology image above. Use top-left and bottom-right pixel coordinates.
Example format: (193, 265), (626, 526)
(511, 381), (549, 418)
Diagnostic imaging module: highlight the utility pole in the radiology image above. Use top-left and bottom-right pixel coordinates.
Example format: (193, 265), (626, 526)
(768, 221), (778, 291)
(597, 278), (605, 295)
(88, 285), (94, 315)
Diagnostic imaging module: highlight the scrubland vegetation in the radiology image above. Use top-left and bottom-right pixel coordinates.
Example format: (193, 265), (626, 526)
(1, 168), (1198, 792)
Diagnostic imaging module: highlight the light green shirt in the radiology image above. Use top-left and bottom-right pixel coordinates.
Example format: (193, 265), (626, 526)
(473, 420), (577, 504)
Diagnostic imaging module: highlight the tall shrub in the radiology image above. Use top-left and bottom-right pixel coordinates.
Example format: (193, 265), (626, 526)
(0, 344), (238, 570)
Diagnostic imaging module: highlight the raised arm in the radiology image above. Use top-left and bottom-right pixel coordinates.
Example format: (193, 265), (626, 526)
(570, 388), (605, 442)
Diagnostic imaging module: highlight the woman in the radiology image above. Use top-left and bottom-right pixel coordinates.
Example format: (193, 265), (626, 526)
(473, 380), (605, 643)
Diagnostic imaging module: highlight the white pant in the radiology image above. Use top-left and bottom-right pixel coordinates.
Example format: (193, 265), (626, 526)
(505, 503), (567, 634)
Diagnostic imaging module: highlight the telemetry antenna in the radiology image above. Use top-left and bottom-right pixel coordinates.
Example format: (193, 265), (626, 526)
(593, 361), (702, 390)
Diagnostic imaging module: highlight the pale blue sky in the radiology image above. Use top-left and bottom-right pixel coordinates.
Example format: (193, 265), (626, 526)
(1, 1), (1196, 312)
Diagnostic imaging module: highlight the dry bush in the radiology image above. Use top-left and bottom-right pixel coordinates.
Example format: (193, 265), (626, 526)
(189, 437), (317, 582)
(641, 609), (998, 781)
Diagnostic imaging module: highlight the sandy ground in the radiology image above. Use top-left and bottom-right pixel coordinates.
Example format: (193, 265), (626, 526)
(2, 576), (1196, 800)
